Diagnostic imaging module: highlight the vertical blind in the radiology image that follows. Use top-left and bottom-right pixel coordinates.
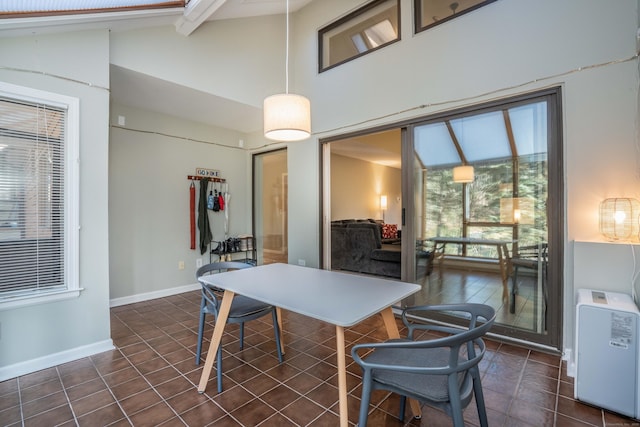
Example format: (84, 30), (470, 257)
(0, 97), (66, 299)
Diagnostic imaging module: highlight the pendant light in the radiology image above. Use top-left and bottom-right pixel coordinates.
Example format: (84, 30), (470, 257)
(453, 165), (474, 183)
(263, 0), (311, 142)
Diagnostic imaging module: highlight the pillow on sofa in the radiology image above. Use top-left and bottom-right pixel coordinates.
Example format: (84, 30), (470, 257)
(382, 223), (398, 239)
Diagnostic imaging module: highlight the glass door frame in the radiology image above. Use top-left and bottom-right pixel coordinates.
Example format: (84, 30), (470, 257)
(252, 148), (288, 266)
(403, 87), (563, 349)
(321, 87), (563, 350)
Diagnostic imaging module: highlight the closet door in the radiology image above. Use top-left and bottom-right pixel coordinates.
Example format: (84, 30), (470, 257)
(253, 149), (288, 265)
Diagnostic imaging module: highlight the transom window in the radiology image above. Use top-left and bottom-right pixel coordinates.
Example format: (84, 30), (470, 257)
(414, 0), (497, 33)
(318, 0), (400, 73)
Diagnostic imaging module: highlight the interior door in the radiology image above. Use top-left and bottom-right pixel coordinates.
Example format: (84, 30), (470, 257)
(253, 149), (288, 265)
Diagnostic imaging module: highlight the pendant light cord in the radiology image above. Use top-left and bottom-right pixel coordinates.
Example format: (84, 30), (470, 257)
(285, 0), (290, 94)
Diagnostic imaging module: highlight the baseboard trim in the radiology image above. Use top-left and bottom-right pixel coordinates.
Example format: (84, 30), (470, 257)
(2, 284), (202, 382)
(110, 283), (200, 308)
(0, 339), (115, 382)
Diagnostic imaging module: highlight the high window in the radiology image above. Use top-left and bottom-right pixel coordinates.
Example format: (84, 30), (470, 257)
(0, 83), (79, 309)
(318, 0), (400, 72)
(414, 0), (497, 33)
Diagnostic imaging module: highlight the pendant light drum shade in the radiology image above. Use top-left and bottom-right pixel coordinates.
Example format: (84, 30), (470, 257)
(453, 165), (474, 183)
(264, 93), (311, 142)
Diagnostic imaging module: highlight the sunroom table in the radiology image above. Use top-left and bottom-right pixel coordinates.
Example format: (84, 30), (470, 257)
(428, 236), (514, 305)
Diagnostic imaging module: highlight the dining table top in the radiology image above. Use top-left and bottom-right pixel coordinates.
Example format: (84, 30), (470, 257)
(197, 262), (421, 327)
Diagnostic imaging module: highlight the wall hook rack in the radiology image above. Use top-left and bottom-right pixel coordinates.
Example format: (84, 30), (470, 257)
(187, 175), (226, 183)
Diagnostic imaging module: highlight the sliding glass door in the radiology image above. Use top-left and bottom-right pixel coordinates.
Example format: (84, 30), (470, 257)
(406, 88), (562, 347)
(321, 88), (562, 348)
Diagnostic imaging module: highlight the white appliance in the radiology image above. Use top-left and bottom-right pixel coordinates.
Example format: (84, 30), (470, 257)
(575, 289), (640, 418)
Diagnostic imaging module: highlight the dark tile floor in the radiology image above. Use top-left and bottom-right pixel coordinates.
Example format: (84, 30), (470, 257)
(410, 268), (544, 333)
(1, 289), (639, 426)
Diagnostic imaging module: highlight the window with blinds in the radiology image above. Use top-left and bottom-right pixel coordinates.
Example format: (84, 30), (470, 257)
(0, 83), (79, 307)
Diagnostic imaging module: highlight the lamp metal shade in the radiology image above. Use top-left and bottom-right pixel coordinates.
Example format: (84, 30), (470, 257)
(599, 198), (640, 241)
(453, 165), (474, 183)
(264, 93), (311, 142)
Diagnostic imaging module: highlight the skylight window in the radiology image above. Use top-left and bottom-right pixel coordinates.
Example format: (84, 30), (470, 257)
(363, 19), (396, 48)
(0, 0), (184, 16)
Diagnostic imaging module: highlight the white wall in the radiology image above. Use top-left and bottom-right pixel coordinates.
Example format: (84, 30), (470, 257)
(107, 14), (292, 302)
(109, 15), (286, 111)
(331, 154), (402, 225)
(108, 104), (250, 303)
(0, 30), (112, 376)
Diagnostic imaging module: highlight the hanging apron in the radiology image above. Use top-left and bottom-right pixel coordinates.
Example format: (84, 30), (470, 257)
(190, 181), (196, 250)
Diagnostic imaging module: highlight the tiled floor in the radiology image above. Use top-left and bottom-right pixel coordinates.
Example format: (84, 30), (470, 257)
(1, 289), (639, 426)
(409, 268), (544, 333)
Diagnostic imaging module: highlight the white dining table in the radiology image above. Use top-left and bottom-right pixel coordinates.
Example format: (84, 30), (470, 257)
(196, 262), (421, 426)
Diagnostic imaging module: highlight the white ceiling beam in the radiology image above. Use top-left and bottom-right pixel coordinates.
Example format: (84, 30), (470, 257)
(174, 0), (227, 36)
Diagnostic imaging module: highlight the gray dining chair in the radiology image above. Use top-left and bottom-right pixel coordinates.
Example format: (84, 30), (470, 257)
(351, 303), (496, 427)
(195, 261), (284, 392)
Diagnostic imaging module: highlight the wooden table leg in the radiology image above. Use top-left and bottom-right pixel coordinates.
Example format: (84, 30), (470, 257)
(379, 308), (422, 418)
(197, 290), (235, 393)
(335, 325), (348, 427)
(379, 306), (400, 338)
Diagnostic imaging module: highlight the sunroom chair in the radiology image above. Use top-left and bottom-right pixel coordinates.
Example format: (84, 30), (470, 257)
(195, 261), (284, 392)
(510, 242), (548, 314)
(351, 303), (496, 427)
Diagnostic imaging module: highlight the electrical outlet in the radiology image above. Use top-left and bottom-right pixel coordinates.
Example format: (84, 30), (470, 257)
(298, 259), (306, 266)
(178, 261), (185, 270)
(196, 258), (203, 268)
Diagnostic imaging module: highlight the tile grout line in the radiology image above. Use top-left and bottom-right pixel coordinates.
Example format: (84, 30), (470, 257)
(55, 365), (80, 427)
(16, 376), (25, 427)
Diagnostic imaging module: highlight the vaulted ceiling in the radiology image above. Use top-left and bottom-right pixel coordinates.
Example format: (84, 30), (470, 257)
(0, 1), (314, 36)
(0, 1), (315, 134)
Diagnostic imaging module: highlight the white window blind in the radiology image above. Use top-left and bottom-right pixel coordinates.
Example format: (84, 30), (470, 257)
(0, 96), (68, 301)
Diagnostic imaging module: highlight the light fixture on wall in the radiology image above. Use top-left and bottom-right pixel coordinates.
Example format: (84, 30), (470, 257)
(453, 165), (474, 183)
(380, 195), (387, 221)
(599, 198), (640, 241)
(263, 0), (311, 142)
